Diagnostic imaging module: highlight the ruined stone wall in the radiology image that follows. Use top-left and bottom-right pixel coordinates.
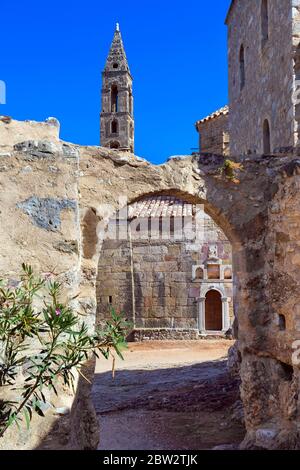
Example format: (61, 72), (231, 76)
(227, 0), (295, 155)
(0, 116), (60, 148)
(3, 118), (300, 449)
(196, 113), (229, 156)
(0, 124), (83, 450)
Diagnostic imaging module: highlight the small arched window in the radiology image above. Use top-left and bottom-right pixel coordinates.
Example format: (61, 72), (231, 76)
(239, 45), (245, 91)
(111, 120), (118, 134)
(129, 89), (133, 115)
(263, 119), (271, 154)
(279, 314), (286, 331)
(261, 0), (269, 46)
(111, 85), (118, 112)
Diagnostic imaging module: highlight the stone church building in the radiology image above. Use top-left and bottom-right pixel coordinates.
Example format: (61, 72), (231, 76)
(226, 0), (300, 156)
(197, 0), (300, 157)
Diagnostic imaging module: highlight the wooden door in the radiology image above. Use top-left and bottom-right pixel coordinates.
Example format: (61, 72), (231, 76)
(205, 290), (222, 331)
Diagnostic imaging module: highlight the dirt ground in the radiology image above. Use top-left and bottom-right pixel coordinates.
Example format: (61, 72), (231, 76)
(92, 340), (245, 450)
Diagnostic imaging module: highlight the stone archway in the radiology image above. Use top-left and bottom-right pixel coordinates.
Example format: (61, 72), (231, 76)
(75, 148), (300, 450)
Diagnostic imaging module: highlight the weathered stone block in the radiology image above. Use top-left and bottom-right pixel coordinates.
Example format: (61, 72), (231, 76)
(17, 197), (77, 232)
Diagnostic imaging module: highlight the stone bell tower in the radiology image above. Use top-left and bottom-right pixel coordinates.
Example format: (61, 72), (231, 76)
(100, 23), (134, 152)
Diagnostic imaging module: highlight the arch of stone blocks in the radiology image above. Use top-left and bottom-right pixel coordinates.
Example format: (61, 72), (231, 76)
(1, 122), (300, 448)
(76, 148), (300, 450)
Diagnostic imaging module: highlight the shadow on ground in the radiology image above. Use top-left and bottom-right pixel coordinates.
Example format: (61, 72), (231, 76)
(92, 359), (245, 450)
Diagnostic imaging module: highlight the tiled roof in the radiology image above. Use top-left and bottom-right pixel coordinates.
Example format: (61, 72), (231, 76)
(195, 106), (229, 126)
(128, 196), (195, 219)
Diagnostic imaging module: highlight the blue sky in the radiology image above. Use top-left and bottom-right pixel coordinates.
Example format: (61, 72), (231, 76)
(1, 0), (230, 164)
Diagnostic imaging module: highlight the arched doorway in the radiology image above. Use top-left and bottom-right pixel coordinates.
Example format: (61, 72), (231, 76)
(205, 289), (222, 331)
(110, 141), (120, 149)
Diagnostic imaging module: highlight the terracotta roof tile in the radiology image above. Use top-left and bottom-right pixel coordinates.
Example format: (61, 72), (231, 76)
(127, 196), (196, 219)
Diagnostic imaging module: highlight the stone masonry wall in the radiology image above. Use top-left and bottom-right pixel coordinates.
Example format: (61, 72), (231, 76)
(131, 329), (200, 341)
(97, 232), (233, 331)
(0, 125), (83, 449)
(227, 0), (295, 155)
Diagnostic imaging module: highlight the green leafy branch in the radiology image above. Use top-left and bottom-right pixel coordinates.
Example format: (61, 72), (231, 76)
(219, 159), (244, 183)
(0, 264), (130, 438)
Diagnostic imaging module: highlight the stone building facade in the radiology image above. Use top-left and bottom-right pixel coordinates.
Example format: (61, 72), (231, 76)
(226, 0), (300, 156)
(100, 24), (134, 152)
(195, 106), (229, 155)
(97, 196), (233, 339)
